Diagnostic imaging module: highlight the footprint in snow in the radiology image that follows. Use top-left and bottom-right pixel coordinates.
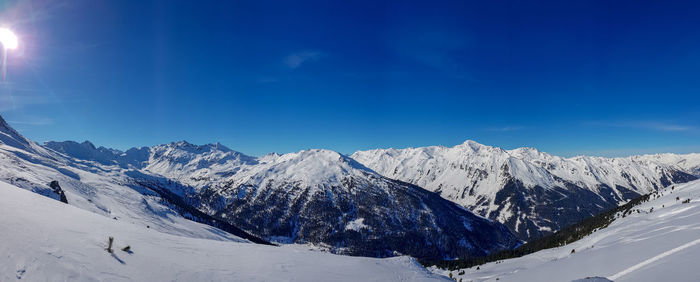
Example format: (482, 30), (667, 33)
(16, 267), (26, 279)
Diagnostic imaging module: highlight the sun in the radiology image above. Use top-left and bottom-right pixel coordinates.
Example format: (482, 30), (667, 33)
(0, 28), (18, 50)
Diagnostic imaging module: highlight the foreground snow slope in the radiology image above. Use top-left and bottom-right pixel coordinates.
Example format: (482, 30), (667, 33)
(0, 181), (447, 281)
(435, 179), (700, 282)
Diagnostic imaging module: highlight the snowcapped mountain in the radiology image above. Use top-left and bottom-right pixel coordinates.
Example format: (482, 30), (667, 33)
(180, 148), (520, 259)
(24, 110), (700, 260)
(434, 179), (700, 281)
(0, 180), (449, 281)
(47, 139), (520, 259)
(351, 140), (698, 239)
(44, 140), (150, 168)
(0, 117), (251, 243)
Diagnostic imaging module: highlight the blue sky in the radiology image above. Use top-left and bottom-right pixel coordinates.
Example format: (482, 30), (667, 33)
(0, 0), (699, 157)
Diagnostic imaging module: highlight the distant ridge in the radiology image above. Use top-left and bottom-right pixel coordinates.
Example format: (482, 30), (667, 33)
(352, 140), (699, 239)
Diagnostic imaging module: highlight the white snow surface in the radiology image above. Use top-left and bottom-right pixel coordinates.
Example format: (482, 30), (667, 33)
(433, 179), (700, 282)
(345, 218), (369, 231)
(0, 181), (447, 281)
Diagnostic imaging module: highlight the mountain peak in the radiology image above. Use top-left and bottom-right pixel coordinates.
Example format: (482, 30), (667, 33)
(246, 149), (374, 187)
(508, 146), (545, 158)
(167, 140), (232, 153)
(457, 139), (501, 153)
(211, 142), (231, 152)
(461, 139), (482, 146)
(0, 115), (10, 131)
(296, 148), (344, 159)
(171, 140), (195, 148)
(80, 140), (97, 150)
(279, 149), (359, 170)
(0, 115), (24, 140)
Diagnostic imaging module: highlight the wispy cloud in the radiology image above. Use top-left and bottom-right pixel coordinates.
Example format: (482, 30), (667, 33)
(487, 126), (524, 132)
(0, 89), (52, 111)
(283, 50), (326, 69)
(638, 122), (694, 132)
(7, 118), (53, 126)
(586, 121), (695, 132)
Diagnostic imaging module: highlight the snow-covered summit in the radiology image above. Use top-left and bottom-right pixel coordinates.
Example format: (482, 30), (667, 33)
(225, 149), (373, 188)
(144, 141), (257, 181)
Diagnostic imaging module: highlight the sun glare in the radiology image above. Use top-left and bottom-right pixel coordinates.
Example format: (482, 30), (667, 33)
(0, 28), (18, 50)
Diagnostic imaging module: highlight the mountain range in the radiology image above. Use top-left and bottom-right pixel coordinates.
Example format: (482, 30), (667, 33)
(1, 116), (518, 260)
(352, 141), (699, 239)
(3, 113), (699, 259)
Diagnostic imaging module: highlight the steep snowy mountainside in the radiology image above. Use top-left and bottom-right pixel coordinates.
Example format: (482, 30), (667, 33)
(0, 181), (448, 281)
(168, 148), (520, 259)
(0, 115), (58, 158)
(435, 179), (700, 282)
(351, 140), (697, 239)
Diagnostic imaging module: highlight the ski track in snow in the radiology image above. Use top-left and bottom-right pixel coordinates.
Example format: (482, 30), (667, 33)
(608, 237), (700, 280)
(433, 179), (700, 282)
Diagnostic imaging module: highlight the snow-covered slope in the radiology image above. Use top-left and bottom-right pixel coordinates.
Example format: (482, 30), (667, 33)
(351, 141), (698, 239)
(0, 118), (249, 242)
(434, 179), (700, 282)
(0, 181), (448, 281)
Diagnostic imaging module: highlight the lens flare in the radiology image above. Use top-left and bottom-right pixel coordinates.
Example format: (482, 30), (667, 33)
(0, 28), (18, 50)
(0, 28), (18, 83)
